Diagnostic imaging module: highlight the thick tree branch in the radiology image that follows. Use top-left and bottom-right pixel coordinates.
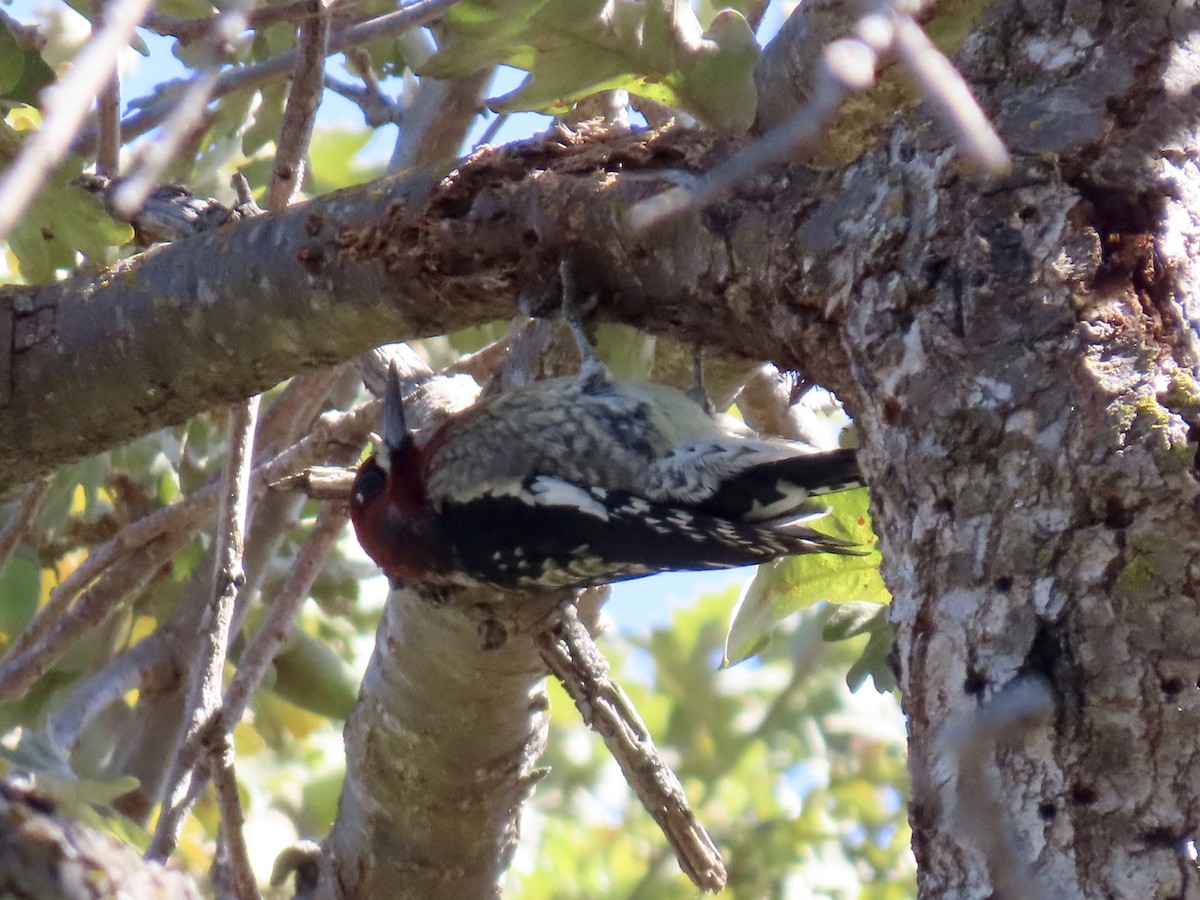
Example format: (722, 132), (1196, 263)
(828, 1), (1200, 894)
(0, 124), (861, 493)
(0, 784), (201, 898)
(317, 585), (559, 899)
(1, 0), (988, 493)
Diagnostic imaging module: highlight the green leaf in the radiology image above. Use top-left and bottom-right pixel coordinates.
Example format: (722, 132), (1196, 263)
(242, 81), (287, 157)
(676, 10), (758, 132)
(152, 0), (215, 19)
(0, 549), (41, 644)
(592, 324), (656, 380)
(821, 600), (885, 642)
(724, 487), (888, 666)
(0, 732), (140, 806)
(445, 321), (510, 356)
(304, 127), (377, 194)
(0, 27), (54, 106)
(422, 0), (758, 131)
(268, 627), (360, 719)
(832, 604), (897, 693)
(0, 27), (27, 99)
(0, 731), (77, 780)
(2, 135), (133, 279)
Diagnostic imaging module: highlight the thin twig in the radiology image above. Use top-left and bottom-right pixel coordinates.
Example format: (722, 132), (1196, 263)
(255, 369), (346, 456)
(891, 14), (1008, 172)
(628, 616), (830, 899)
(76, 0), (462, 155)
(0, 487), (210, 673)
(152, 23), (328, 857)
(201, 393), (263, 896)
(45, 618), (176, 753)
(0, 528), (194, 704)
(333, 47), (405, 130)
(0, 389), (376, 687)
(473, 112), (510, 149)
(141, 0), (377, 44)
(148, 396), (260, 863)
(223, 505), (345, 723)
(266, 0), (330, 208)
(93, 1), (122, 178)
(0, 381), (389, 713)
(143, 0), (316, 45)
(0, 0), (155, 242)
(534, 604), (727, 893)
(0, 479), (50, 576)
(209, 731), (261, 900)
(41, 390), (352, 756)
(74, 175), (253, 244)
(629, 31), (876, 230)
(325, 75), (404, 129)
(153, 382), (365, 829)
(162, 505), (346, 825)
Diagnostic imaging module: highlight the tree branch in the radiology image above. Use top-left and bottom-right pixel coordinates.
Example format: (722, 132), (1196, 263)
(0, 123), (861, 492)
(0, 783), (202, 899)
(534, 605), (727, 892)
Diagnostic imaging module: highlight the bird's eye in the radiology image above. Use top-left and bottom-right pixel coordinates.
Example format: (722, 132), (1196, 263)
(353, 464), (387, 506)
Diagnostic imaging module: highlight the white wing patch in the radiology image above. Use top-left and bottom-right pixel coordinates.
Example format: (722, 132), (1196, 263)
(523, 476), (612, 521)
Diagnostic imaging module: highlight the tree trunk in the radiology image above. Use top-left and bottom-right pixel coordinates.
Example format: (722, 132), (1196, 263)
(827, 1), (1200, 895)
(320, 586), (566, 899)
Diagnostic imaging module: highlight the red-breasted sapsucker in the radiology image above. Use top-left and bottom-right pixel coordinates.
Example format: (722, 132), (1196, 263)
(349, 360), (863, 590)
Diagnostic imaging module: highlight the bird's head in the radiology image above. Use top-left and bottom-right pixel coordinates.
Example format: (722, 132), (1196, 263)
(349, 363), (441, 579)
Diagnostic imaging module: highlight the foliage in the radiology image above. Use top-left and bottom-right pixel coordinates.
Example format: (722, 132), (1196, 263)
(725, 488), (897, 692)
(1, 110), (134, 281)
(421, 0), (760, 131)
(509, 588), (913, 898)
(0, 392), (374, 887)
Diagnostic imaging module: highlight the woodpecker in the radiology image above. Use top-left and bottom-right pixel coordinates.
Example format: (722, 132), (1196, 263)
(349, 357), (864, 591)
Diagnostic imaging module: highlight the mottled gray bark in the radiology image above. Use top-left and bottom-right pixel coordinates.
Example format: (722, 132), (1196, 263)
(319, 586), (560, 899)
(0, 784), (201, 898)
(819, 1), (1200, 896)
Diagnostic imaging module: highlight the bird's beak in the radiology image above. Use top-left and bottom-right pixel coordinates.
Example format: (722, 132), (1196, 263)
(384, 361), (410, 454)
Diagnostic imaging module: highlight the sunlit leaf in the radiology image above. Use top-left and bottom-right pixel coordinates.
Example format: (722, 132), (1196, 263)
(724, 488), (888, 666)
(0, 26), (55, 106)
(421, 0), (758, 131)
(267, 627), (360, 720)
(0, 548), (41, 644)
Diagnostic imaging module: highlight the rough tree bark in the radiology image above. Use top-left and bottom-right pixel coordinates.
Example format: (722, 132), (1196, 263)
(828, 2), (1200, 896)
(319, 587), (563, 899)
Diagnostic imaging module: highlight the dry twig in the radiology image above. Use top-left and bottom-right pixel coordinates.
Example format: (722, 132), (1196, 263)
(0, 529), (193, 704)
(111, 0), (260, 217)
(267, 0), (330, 208)
(535, 605), (727, 893)
(76, 0), (462, 155)
(93, 2), (122, 179)
(148, 396), (260, 863)
(0, 0), (156, 241)
(0, 479), (50, 575)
